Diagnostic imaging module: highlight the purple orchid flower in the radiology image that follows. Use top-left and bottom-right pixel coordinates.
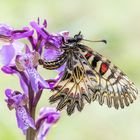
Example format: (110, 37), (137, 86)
(0, 24), (33, 73)
(36, 107), (60, 140)
(5, 89), (36, 134)
(0, 19), (69, 140)
(15, 51), (49, 93)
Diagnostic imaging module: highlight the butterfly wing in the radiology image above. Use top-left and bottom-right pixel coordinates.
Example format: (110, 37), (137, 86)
(78, 44), (138, 108)
(49, 44), (138, 115)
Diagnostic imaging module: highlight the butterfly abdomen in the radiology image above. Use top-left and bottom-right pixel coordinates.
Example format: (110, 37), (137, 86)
(39, 51), (68, 70)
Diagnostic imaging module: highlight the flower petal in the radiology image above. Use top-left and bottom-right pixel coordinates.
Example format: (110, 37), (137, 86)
(37, 121), (51, 140)
(0, 41), (24, 66)
(5, 89), (12, 98)
(30, 21), (49, 39)
(12, 30), (34, 40)
(26, 68), (49, 93)
(16, 106), (36, 134)
(0, 44), (15, 65)
(1, 66), (16, 74)
(16, 73), (28, 94)
(43, 20), (47, 28)
(0, 24), (13, 36)
(43, 45), (63, 61)
(36, 107), (60, 140)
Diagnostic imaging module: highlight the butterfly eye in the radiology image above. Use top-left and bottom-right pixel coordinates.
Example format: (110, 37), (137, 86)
(74, 34), (83, 42)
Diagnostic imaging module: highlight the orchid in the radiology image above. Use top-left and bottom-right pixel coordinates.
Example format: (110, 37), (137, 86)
(0, 19), (68, 140)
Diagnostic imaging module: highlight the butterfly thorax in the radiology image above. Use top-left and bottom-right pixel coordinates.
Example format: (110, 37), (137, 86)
(39, 32), (83, 70)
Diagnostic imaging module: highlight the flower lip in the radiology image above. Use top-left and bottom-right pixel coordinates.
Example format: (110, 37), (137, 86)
(16, 106), (36, 134)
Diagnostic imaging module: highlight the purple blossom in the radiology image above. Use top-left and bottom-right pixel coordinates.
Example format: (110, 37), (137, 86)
(5, 89), (28, 109)
(15, 51), (49, 93)
(5, 89), (35, 134)
(36, 107), (60, 140)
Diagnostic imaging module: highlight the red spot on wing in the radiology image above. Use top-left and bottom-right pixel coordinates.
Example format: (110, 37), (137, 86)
(85, 52), (92, 60)
(100, 62), (109, 75)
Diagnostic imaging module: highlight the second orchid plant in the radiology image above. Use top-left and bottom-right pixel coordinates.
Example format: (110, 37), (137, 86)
(0, 19), (68, 140)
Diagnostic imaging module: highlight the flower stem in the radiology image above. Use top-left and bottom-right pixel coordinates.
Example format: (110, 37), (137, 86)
(26, 106), (36, 140)
(26, 125), (36, 140)
(26, 86), (43, 140)
(26, 85), (36, 140)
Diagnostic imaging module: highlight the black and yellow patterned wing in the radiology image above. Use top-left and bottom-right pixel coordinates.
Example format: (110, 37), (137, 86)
(49, 44), (138, 115)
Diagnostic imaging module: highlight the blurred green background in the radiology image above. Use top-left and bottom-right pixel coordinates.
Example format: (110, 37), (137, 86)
(0, 0), (140, 140)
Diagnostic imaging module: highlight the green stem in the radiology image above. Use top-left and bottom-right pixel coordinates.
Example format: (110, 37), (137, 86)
(26, 87), (43, 140)
(26, 106), (36, 140)
(26, 85), (36, 140)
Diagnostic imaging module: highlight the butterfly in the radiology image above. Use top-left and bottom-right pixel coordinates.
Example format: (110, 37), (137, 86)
(39, 32), (138, 115)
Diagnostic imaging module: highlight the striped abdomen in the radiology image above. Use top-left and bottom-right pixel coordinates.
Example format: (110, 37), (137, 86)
(39, 51), (68, 70)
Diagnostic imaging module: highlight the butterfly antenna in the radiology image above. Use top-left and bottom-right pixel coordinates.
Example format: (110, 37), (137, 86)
(83, 39), (107, 44)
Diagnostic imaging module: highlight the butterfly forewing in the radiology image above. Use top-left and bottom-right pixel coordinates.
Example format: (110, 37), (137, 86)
(79, 45), (138, 107)
(49, 43), (138, 115)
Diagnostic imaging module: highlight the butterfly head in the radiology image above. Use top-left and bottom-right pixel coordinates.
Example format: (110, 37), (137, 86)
(66, 31), (83, 44)
(61, 31), (83, 51)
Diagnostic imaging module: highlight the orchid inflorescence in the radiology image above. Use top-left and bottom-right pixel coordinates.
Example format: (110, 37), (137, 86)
(0, 19), (68, 140)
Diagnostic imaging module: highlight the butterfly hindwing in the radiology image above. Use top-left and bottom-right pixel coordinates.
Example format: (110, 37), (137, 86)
(49, 52), (86, 115)
(49, 44), (138, 115)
